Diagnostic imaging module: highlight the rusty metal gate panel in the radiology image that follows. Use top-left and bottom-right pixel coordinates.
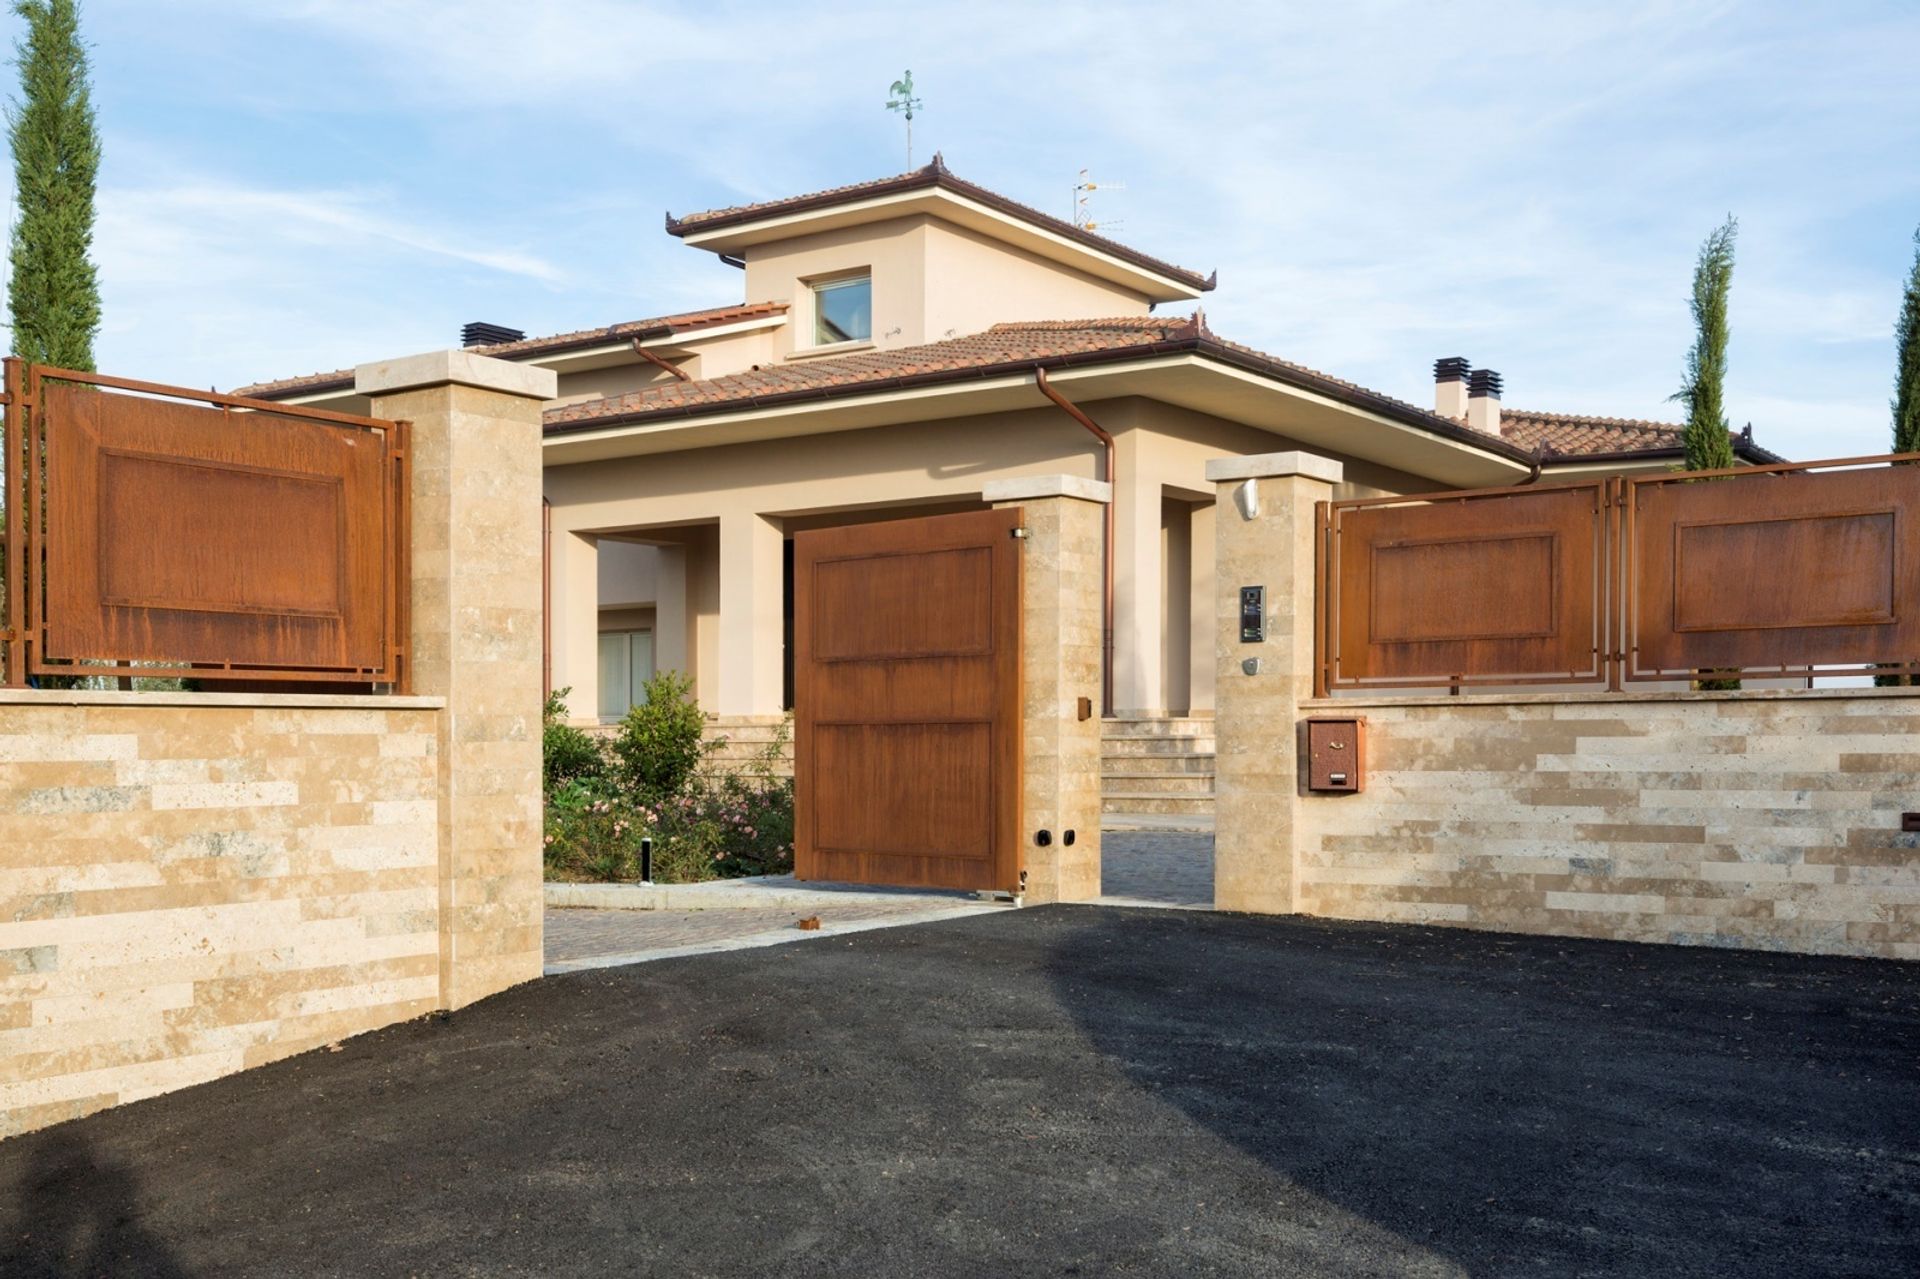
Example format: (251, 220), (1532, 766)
(1624, 460), (1920, 681)
(793, 508), (1022, 893)
(1319, 480), (1609, 693)
(14, 365), (409, 685)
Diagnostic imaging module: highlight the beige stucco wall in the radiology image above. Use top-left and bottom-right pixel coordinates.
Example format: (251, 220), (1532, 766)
(1291, 691), (1920, 960)
(920, 219), (1150, 340)
(0, 693), (444, 1138)
(542, 393), (1436, 723)
(743, 216), (928, 357)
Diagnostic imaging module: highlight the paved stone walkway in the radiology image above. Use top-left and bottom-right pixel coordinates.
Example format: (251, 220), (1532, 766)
(1099, 829), (1214, 908)
(544, 831), (1217, 970)
(544, 898), (993, 971)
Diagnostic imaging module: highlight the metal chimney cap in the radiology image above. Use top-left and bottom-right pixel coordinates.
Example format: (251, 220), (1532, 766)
(1433, 356), (1471, 383)
(461, 321), (527, 348)
(1467, 368), (1503, 398)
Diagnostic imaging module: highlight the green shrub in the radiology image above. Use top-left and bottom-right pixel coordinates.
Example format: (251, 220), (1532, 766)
(542, 688), (606, 792)
(540, 685), (795, 886)
(609, 670), (708, 799)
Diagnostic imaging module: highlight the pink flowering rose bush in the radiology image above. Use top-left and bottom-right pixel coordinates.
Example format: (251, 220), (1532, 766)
(542, 677), (794, 884)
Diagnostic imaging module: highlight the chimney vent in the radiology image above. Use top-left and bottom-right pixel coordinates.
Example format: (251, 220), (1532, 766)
(1434, 356), (1470, 418)
(462, 321), (526, 348)
(1467, 368), (1502, 435)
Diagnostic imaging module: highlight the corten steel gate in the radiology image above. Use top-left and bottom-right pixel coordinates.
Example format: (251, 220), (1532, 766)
(792, 508), (1023, 892)
(1, 360), (410, 688)
(1317, 453), (1920, 694)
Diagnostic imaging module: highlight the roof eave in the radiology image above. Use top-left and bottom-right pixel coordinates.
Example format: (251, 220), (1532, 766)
(668, 168), (1215, 301)
(541, 337), (1537, 470)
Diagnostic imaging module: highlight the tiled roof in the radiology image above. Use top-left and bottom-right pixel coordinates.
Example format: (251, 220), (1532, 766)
(232, 302), (789, 399)
(666, 155), (1217, 295)
(1501, 408), (1783, 463)
(543, 313), (1538, 465)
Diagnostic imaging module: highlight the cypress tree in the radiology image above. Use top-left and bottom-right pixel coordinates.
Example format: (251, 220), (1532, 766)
(1676, 216), (1738, 472)
(1880, 227), (1920, 686)
(1895, 225), (1920, 456)
(6, 0), (100, 370)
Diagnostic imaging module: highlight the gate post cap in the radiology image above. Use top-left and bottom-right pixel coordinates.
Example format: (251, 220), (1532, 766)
(1204, 452), (1343, 485)
(354, 350), (558, 400)
(981, 474), (1112, 504)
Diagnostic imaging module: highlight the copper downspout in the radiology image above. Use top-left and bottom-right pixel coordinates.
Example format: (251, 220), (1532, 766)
(631, 338), (692, 381)
(1033, 367), (1115, 718)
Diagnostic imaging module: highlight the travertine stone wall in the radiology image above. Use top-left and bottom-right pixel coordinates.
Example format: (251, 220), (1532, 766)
(1293, 691), (1920, 959)
(991, 480), (1106, 903)
(0, 353), (551, 1139)
(365, 359), (552, 1010)
(1208, 454), (1342, 914)
(0, 692), (444, 1138)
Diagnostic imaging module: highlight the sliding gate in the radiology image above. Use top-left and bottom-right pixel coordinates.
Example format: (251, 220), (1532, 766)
(792, 509), (1022, 892)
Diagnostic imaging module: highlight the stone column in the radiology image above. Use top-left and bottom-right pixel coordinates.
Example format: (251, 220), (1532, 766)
(985, 475), (1108, 904)
(548, 528), (599, 722)
(653, 542), (689, 679)
(1112, 433), (1164, 717)
(716, 510), (784, 716)
(1188, 500), (1217, 713)
(1207, 452), (1342, 915)
(358, 350), (556, 1010)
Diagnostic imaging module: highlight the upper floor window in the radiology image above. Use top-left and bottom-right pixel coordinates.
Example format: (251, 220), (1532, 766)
(812, 274), (871, 345)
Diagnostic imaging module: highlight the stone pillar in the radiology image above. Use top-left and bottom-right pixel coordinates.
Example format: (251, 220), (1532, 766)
(985, 475), (1108, 904)
(1188, 500), (1216, 713)
(549, 528), (599, 722)
(1112, 432), (1163, 717)
(358, 350), (556, 1009)
(1207, 452), (1342, 915)
(717, 510), (784, 716)
(653, 542), (689, 679)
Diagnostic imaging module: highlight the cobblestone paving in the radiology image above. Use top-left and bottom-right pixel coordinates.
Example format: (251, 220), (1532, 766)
(1100, 830), (1214, 908)
(544, 899), (991, 967)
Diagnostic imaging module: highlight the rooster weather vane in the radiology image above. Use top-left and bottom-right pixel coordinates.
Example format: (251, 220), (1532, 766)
(886, 70), (923, 168)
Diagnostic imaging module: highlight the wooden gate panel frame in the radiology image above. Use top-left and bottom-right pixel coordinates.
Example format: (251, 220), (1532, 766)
(1, 361), (409, 688)
(793, 507), (1022, 893)
(1317, 480), (1609, 695)
(1622, 456), (1920, 682)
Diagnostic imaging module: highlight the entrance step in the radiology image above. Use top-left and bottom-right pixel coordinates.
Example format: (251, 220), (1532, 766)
(1100, 715), (1214, 826)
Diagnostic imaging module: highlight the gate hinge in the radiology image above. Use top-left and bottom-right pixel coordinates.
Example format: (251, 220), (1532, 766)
(1009, 526), (1029, 540)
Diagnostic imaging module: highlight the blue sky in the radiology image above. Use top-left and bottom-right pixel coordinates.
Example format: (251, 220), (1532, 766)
(13, 0), (1919, 458)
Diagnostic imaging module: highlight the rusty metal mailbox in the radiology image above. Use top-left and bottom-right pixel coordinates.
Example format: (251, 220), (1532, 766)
(1306, 717), (1366, 793)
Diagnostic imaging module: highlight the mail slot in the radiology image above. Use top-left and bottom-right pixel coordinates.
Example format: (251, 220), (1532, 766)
(1306, 717), (1366, 793)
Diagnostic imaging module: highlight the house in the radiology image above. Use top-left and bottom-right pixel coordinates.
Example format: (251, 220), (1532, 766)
(238, 156), (1779, 816)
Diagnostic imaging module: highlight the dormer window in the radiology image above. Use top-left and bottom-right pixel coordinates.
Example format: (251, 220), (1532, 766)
(811, 273), (871, 345)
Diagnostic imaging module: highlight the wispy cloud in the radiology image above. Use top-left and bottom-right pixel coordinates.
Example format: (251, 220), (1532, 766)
(14, 0), (1919, 454)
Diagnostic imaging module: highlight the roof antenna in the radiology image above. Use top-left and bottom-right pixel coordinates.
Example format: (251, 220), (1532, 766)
(886, 71), (923, 169)
(1073, 168), (1125, 232)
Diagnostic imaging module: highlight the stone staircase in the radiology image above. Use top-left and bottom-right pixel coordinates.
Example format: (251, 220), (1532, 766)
(1101, 716), (1215, 829)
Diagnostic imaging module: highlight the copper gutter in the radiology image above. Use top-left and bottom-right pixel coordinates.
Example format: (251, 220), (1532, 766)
(631, 338), (692, 382)
(1033, 367), (1114, 718)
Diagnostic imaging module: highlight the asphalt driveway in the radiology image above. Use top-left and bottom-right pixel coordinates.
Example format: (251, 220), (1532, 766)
(4, 908), (1918, 1277)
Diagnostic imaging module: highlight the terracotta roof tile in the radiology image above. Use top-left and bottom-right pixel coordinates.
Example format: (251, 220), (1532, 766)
(667, 156), (1215, 295)
(543, 315), (1203, 427)
(1501, 408), (1685, 456)
(232, 301), (788, 399)
(542, 313), (1537, 467)
(1501, 408), (1784, 463)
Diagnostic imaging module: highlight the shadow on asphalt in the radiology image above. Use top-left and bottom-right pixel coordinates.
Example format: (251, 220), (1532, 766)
(1040, 909), (1920, 1276)
(1, 908), (1916, 1276)
(4, 1127), (190, 1277)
